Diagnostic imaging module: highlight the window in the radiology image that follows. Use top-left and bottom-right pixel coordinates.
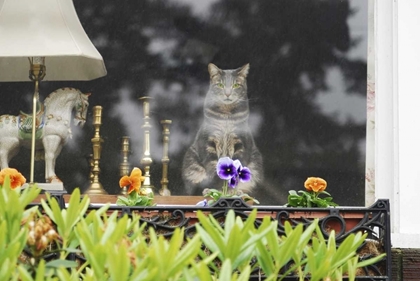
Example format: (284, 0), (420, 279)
(0, 0), (368, 205)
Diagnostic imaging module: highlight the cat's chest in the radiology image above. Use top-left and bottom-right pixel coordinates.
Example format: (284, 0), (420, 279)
(202, 119), (244, 132)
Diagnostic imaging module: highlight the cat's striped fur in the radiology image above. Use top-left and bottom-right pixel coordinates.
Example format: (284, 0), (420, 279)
(182, 63), (263, 195)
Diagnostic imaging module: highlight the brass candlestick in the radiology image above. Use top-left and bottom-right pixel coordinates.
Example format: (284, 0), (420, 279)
(139, 96), (154, 192)
(85, 105), (107, 194)
(88, 153), (94, 183)
(119, 136), (130, 195)
(160, 120), (172, 196)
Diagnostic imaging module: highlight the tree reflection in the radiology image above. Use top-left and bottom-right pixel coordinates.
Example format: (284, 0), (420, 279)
(0, 0), (366, 205)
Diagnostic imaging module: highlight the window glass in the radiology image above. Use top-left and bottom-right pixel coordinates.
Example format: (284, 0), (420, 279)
(0, 0), (367, 205)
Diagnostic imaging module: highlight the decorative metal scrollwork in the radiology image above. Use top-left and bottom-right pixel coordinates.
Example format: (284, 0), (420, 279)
(210, 197), (252, 208)
(27, 196), (391, 280)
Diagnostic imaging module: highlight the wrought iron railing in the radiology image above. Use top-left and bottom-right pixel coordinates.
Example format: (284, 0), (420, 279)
(30, 196), (391, 280)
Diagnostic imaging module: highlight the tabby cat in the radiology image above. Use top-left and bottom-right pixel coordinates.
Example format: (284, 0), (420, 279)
(182, 63), (263, 195)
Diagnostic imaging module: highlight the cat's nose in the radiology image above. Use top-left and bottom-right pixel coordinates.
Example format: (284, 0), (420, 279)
(225, 90), (232, 97)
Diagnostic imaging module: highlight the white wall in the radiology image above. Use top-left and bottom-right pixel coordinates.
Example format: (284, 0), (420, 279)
(375, 0), (420, 248)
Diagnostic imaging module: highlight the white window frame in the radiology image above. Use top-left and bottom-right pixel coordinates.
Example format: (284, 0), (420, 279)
(374, 0), (420, 248)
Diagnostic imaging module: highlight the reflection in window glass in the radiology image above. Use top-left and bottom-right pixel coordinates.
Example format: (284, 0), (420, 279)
(0, 0), (367, 205)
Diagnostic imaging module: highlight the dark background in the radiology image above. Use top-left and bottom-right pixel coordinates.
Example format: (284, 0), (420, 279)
(0, 0), (367, 205)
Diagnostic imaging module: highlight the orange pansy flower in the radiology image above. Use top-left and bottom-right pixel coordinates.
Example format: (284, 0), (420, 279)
(119, 167), (146, 194)
(0, 168), (26, 189)
(304, 177), (327, 193)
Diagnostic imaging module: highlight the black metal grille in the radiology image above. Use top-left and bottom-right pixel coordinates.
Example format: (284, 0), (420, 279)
(28, 196), (391, 280)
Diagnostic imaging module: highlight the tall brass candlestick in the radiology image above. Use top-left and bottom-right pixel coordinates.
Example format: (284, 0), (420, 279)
(139, 97), (154, 192)
(160, 120), (172, 196)
(85, 105), (107, 194)
(119, 136), (130, 195)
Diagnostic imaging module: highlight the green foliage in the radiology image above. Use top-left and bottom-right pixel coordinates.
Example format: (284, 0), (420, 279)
(41, 188), (90, 258)
(0, 177), (40, 280)
(203, 188), (230, 205)
(133, 227), (203, 281)
(203, 188), (260, 205)
(116, 190), (155, 206)
(0, 186), (385, 280)
(287, 190), (338, 207)
(196, 209), (274, 274)
(74, 212), (136, 280)
(303, 227), (386, 281)
(256, 218), (318, 279)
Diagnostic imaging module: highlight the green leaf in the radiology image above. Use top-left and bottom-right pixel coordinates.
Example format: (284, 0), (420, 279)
(185, 261), (214, 281)
(282, 223), (304, 265)
(332, 233), (365, 269)
(225, 225), (242, 266)
(108, 244), (130, 281)
(65, 188), (90, 231)
(219, 259), (233, 281)
(320, 191), (332, 196)
(116, 196), (130, 205)
(356, 253), (386, 268)
(41, 194), (65, 236)
(17, 264), (34, 281)
(196, 211), (225, 255)
(34, 259), (47, 281)
(19, 184), (42, 208)
(237, 265), (252, 281)
(256, 240), (275, 275)
(288, 190), (298, 196)
(0, 259), (14, 281)
(167, 232), (201, 278)
(63, 248), (82, 254)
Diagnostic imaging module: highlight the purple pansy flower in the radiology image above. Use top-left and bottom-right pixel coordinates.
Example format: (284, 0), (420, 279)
(217, 157), (252, 196)
(233, 159), (241, 170)
(217, 157), (238, 180)
(233, 159), (252, 183)
(196, 199), (208, 207)
(228, 175), (238, 188)
(217, 157), (252, 188)
(238, 166), (251, 182)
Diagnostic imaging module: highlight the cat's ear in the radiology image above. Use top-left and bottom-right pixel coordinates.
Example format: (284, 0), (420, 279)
(237, 63), (250, 78)
(208, 63), (221, 79)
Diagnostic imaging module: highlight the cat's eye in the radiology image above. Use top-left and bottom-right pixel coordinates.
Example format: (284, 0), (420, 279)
(216, 83), (224, 88)
(232, 83), (240, 89)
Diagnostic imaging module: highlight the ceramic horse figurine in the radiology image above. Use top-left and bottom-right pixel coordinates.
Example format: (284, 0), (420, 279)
(0, 88), (90, 183)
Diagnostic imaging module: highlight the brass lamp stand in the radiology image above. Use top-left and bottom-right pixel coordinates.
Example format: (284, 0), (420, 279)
(85, 106), (107, 194)
(28, 57), (46, 184)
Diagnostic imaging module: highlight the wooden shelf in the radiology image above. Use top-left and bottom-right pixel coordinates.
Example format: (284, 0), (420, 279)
(34, 194), (204, 206)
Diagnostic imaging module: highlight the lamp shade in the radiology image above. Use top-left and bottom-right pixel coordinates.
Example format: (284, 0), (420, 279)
(0, 0), (107, 81)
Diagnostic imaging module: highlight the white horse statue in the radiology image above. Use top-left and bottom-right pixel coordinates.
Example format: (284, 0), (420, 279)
(0, 88), (90, 183)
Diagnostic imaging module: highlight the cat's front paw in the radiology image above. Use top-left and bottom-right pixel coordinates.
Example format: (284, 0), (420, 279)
(183, 164), (208, 184)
